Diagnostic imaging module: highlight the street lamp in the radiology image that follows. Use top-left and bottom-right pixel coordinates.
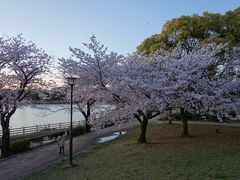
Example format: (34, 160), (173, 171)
(67, 76), (77, 167)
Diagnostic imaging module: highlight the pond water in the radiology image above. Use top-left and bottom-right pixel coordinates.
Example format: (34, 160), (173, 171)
(6, 104), (84, 129)
(98, 131), (127, 143)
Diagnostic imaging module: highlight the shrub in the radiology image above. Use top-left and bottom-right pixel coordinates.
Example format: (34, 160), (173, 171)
(158, 116), (168, 121)
(172, 112), (181, 120)
(72, 126), (85, 137)
(186, 112), (202, 121)
(11, 139), (31, 154)
(172, 111), (219, 122)
(205, 114), (219, 122)
(102, 122), (115, 129)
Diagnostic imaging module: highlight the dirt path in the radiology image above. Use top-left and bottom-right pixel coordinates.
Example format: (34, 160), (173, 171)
(0, 122), (139, 180)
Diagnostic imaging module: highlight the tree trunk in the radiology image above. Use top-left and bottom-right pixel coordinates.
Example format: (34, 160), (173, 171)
(135, 111), (159, 144)
(85, 118), (91, 133)
(168, 110), (173, 124)
(181, 108), (189, 136)
(80, 109), (91, 133)
(138, 117), (148, 143)
(1, 116), (11, 157)
(86, 102), (91, 133)
(1, 108), (16, 157)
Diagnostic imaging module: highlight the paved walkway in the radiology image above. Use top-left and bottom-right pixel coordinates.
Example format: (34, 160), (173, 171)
(1, 120), (240, 180)
(0, 122), (139, 180)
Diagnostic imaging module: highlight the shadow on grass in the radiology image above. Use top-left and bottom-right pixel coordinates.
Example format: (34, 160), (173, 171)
(64, 163), (78, 169)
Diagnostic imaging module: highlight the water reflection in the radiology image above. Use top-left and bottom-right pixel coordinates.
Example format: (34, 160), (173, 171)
(1, 104), (113, 130)
(98, 131), (127, 143)
(9, 104), (84, 129)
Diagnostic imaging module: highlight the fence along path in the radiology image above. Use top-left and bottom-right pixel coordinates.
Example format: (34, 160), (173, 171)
(0, 121), (84, 138)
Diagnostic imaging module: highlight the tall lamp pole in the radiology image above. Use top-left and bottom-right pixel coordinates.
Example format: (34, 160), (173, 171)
(67, 77), (77, 167)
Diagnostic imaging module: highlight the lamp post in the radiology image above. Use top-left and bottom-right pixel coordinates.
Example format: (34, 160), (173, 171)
(67, 77), (77, 167)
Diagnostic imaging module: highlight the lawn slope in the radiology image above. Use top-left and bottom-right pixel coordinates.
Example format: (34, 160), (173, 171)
(25, 123), (240, 180)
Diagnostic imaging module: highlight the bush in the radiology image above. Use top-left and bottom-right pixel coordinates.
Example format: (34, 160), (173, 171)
(158, 116), (168, 121)
(171, 111), (220, 122)
(186, 112), (202, 121)
(102, 122), (115, 129)
(11, 139), (31, 154)
(205, 114), (219, 122)
(72, 126), (85, 137)
(172, 112), (181, 121)
(171, 111), (200, 121)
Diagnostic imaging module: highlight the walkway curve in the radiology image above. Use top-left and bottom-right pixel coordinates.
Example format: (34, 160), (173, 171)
(0, 122), (139, 180)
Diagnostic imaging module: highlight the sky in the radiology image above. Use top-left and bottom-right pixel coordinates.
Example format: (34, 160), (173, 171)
(0, 0), (239, 59)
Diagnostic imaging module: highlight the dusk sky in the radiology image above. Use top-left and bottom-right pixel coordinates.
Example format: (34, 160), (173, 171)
(0, 0), (239, 59)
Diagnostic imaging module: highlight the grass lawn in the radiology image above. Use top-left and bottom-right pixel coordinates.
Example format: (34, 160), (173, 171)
(25, 123), (240, 180)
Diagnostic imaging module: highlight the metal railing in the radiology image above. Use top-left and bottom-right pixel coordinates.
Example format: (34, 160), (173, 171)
(0, 121), (84, 137)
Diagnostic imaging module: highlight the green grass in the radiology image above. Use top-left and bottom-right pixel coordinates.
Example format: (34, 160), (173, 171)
(25, 123), (240, 180)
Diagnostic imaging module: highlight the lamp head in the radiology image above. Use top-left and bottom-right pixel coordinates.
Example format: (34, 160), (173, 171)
(67, 77), (77, 86)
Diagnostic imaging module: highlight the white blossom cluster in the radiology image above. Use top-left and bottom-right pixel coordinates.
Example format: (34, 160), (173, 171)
(60, 36), (240, 127)
(0, 35), (52, 123)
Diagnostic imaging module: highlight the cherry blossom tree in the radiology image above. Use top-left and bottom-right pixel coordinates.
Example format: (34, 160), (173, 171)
(59, 37), (161, 142)
(59, 35), (123, 132)
(108, 54), (165, 143)
(109, 43), (239, 139)
(59, 36), (239, 143)
(0, 35), (52, 157)
(156, 43), (240, 136)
